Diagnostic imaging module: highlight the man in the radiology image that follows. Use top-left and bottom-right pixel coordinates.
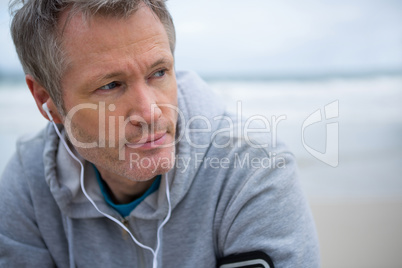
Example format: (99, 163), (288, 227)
(0, 0), (320, 267)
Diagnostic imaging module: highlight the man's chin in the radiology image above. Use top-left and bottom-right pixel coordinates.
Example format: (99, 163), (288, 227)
(121, 164), (174, 182)
(124, 148), (176, 180)
(124, 167), (172, 182)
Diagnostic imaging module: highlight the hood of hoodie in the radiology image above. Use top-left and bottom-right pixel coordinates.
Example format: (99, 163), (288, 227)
(42, 70), (226, 221)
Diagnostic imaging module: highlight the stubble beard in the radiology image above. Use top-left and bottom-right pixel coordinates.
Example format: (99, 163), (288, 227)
(66, 118), (177, 182)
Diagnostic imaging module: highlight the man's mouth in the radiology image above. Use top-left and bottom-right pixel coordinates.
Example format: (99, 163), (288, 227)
(126, 132), (167, 149)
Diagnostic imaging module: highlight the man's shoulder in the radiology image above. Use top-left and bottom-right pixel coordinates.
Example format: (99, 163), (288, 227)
(175, 70), (224, 114)
(0, 128), (48, 215)
(175, 70), (204, 87)
(210, 113), (295, 162)
(202, 117), (300, 200)
(2, 126), (48, 182)
(16, 127), (48, 165)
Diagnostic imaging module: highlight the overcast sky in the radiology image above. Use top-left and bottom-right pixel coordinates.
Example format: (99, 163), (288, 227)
(1, 0), (402, 77)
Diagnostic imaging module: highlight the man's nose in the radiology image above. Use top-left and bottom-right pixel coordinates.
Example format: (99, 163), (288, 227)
(126, 84), (162, 127)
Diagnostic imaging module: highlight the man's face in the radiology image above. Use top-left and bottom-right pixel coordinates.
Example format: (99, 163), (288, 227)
(58, 5), (177, 181)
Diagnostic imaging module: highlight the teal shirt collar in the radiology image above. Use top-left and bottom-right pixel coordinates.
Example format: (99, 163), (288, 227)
(92, 165), (161, 218)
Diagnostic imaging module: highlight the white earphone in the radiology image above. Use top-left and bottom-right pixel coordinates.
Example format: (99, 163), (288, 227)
(42, 102), (54, 121)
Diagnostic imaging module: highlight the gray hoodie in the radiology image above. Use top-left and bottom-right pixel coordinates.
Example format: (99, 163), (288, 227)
(0, 71), (320, 267)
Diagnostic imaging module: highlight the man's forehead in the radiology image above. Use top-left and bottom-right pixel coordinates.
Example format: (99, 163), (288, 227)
(57, 2), (148, 38)
(58, 3), (169, 64)
(58, 8), (111, 37)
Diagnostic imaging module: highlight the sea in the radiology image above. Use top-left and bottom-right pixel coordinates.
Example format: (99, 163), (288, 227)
(1, 74), (401, 200)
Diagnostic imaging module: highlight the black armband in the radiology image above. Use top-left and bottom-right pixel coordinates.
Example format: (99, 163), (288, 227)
(217, 251), (274, 268)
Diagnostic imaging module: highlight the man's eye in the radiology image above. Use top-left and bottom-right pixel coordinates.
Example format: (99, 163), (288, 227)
(153, 69), (166, 78)
(99, 81), (119, 90)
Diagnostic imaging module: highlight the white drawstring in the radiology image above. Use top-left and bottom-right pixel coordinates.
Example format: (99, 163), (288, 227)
(49, 121), (172, 268)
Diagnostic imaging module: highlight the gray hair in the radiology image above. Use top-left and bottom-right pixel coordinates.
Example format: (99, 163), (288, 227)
(9, 0), (176, 115)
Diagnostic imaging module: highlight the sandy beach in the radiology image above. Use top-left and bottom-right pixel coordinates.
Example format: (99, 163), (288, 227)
(310, 198), (402, 268)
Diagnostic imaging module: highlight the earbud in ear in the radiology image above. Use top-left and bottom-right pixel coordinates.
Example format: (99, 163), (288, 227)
(42, 103), (54, 121)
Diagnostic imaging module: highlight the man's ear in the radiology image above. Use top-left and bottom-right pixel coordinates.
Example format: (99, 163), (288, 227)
(26, 74), (63, 124)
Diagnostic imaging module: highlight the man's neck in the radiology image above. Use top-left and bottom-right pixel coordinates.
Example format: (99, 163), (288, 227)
(95, 167), (156, 204)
